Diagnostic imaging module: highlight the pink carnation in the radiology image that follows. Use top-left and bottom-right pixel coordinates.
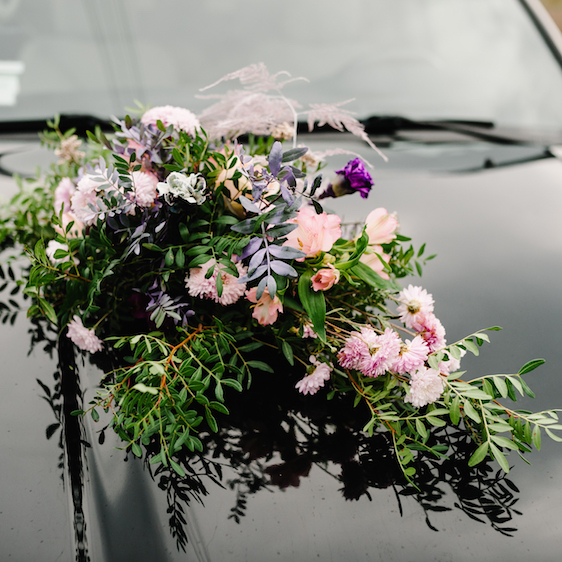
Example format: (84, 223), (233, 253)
(364, 208), (399, 245)
(338, 327), (401, 378)
(245, 287), (283, 326)
(413, 312), (446, 353)
(397, 285), (435, 328)
(141, 105), (200, 136)
(131, 171), (158, 207)
(391, 336), (429, 375)
(185, 260), (247, 306)
(404, 367), (445, 408)
(359, 247), (390, 279)
(295, 356), (332, 395)
(283, 206), (341, 260)
(66, 315), (103, 353)
(311, 264), (340, 291)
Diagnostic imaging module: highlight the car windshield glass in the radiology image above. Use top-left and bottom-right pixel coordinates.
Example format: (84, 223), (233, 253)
(3, 0), (562, 134)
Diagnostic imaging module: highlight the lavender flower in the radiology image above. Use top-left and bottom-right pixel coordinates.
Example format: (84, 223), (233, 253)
(319, 158), (373, 199)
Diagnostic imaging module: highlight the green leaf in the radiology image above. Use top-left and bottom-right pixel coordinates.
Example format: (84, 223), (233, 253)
(463, 338), (479, 356)
(468, 442), (489, 467)
(91, 408), (99, 422)
(463, 400), (481, 424)
(449, 395), (461, 425)
(492, 376), (508, 398)
(349, 261), (399, 291)
(209, 401), (229, 415)
(131, 442), (142, 458)
(519, 359), (545, 376)
(415, 418), (428, 440)
(132, 383), (159, 395)
(298, 269), (326, 341)
(490, 435), (519, 450)
(490, 442), (510, 472)
(532, 424), (542, 450)
(170, 460), (185, 477)
(175, 248), (185, 268)
(281, 341), (294, 366)
(246, 360), (274, 373)
(545, 428), (562, 442)
(205, 408), (218, 432)
(221, 379), (243, 392)
(165, 248), (175, 267)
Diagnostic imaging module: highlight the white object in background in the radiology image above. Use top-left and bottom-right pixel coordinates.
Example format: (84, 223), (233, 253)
(0, 61), (24, 106)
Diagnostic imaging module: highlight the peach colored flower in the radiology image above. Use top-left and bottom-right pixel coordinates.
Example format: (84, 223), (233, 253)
(54, 177), (76, 213)
(364, 207), (399, 245)
(359, 247), (390, 279)
(131, 171), (158, 207)
(54, 212), (84, 239)
(311, 264), (340, 291)
(283, 206), (341, 260)
(66, 315), (103, 353)
(245, 287), (283, 326)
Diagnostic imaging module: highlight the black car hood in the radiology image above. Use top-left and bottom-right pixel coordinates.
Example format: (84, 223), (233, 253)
(2, 135), (562, 561)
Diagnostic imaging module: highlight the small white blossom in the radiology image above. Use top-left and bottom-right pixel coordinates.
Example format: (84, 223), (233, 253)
(157, 172), (207, 205)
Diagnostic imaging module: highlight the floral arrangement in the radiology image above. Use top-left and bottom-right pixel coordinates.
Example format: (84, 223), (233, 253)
(1, 64), (560, 482)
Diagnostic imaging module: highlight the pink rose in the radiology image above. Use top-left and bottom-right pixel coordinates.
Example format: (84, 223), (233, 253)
(364, 207), (399, 245)
(311, 264), (340, 291)
(359, 247), (390, 279)
(283, 206), (341, 260)
(245, 287), (283, 326)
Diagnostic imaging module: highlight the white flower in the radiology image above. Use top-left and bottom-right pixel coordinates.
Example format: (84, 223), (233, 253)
(141, 105), (200, 136)
(397, 285), (435, 329)
(46, 240), (78, 266)
(157, 172), (207, 205)
(295, 356), (332, 395)
(54, 135), (85, 164)
(404, 367), (444, 408)
(66, 315), (103, 353)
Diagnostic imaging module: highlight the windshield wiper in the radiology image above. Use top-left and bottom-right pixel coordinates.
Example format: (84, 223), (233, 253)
(360, 115), (536, 145)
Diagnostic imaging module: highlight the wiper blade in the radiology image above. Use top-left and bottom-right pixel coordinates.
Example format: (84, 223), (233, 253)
(0, 114), (112, 136)
(361, 115), (530, 145)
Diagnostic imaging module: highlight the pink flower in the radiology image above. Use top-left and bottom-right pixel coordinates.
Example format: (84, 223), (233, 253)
(302, 323), (318, 339)
(439, 348), (466, 376)
(66, 315), (103, 353)
(397, 285), (435, 328)
(295, 356), (332, 395)
(338, 327), (401, 378)
(391, 336), (429, 375)
(131, 171), (158, 207)
(283, 206), (341, 260)
(245, 287), (283, 326)
(46, 240), (79, 266)
(404, 367), (445, 408)
(185, 259), (247, 306)
(311, 264), (340, 291)
(70, 173), (119, 226)
(364, 208), (399, 245)
(54, 178), (76, 213)
(54, 212), (84, 239)
(412, 312), (446, 353)
(141, 105), (200, 136)
(359, 247), (390, 279)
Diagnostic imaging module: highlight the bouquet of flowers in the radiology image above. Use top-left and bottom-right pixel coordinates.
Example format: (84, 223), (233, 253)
(1, 64), (560, 481)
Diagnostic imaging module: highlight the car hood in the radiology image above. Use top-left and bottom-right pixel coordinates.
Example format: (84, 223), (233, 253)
(2, 134), (562, 561)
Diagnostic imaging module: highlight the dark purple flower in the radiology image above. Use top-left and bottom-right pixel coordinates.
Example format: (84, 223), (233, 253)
(319, 158), (374, 199)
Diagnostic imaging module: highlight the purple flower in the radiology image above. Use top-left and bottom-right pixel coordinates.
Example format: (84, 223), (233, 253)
(319, 158), (374, 199)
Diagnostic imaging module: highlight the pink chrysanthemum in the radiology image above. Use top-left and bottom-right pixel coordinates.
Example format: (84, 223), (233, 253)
(391, 336), (429, 375)
(397, 285), (435, 329)
(66, 315), (103, 353)
(404, 367), (445, 408)
(295, 356), (332, 395)
(141, 105), (200, 136)
(131, 171), (158, 207)
(412, 312), (447, 353)
(338, 327), (401, 378)
(185, 260), (247, 306)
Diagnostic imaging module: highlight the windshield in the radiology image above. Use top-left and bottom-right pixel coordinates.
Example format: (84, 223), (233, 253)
(3, 0), (562, 134)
